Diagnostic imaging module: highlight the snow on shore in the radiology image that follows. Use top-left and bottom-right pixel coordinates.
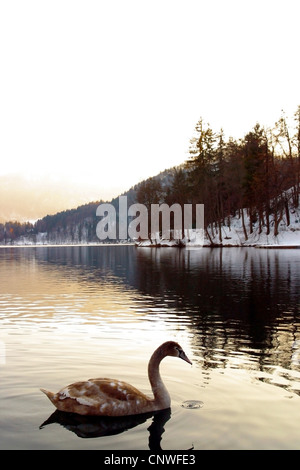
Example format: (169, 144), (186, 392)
(136, 206), (300, 248)
(205, 207), (300, 248)
(2, 206), (300, 248)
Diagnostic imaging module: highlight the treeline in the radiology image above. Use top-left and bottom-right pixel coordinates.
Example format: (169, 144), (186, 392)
(136, 107), (300, 242)
(0, 202), (101, 244)
(0, 221), (34, 244)
(1, 107), (299, 244)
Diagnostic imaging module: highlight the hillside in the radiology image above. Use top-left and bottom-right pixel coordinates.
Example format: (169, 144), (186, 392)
(205, 204), (300, 247)
(1, 173), (299, 247)
(0, 167), (177, 246)
(1, 112), (300, 248)
(136, 191), (300, 248)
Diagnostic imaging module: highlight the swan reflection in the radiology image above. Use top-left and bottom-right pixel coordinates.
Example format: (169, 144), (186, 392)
(40, 407), (171, 450)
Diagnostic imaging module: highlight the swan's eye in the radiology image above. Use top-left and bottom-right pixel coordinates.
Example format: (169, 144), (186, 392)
(176, 347), (183, 357)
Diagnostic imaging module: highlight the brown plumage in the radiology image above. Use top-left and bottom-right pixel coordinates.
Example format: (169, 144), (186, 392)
(41, 341), (192, 416)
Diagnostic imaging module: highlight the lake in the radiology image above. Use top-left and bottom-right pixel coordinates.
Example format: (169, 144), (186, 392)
(0, 245), (300, 450)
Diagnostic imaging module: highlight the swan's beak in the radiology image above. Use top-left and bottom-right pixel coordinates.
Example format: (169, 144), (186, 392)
(179, 350), (192, 365)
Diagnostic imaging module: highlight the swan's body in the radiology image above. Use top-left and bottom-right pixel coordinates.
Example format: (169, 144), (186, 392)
(41, 341), (191, 417)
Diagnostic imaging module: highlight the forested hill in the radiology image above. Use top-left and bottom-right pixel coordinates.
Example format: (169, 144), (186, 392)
(1, 107), (300, 246)
(0, 168), (176, 245)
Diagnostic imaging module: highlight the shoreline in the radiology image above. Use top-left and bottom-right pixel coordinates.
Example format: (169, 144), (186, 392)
(0, 242), (299, 249)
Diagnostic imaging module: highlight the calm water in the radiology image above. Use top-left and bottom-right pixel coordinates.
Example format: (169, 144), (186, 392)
(0, 245), (300, 450)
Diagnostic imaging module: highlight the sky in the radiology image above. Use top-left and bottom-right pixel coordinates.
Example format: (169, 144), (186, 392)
(0, 0), (300, 222)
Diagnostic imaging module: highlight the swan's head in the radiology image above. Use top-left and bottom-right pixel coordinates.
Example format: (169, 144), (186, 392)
(163, 341), (192, 365)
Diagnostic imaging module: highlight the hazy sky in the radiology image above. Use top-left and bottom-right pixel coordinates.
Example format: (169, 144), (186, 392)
(1, 0), (300, 221)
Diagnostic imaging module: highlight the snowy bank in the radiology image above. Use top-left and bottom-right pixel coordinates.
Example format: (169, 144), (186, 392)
(204, 207), (300, 248)
(135, 206), (300, 248)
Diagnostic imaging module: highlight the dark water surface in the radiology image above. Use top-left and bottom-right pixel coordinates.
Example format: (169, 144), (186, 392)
(0, 245), (300, 449)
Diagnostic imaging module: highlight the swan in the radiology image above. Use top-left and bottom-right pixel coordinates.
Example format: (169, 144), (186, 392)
(41, 341), (192, 417)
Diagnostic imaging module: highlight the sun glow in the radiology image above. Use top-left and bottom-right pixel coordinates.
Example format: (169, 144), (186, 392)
(0, 1), (299, 221)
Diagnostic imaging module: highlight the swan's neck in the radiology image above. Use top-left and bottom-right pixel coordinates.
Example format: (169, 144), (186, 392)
(148, 347), (171, 408)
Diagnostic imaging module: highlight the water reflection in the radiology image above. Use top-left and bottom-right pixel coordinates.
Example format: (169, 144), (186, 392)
(133, 247), (300, 375)
(1, 246), (300, 449)
(1, 246), (300, 395)
(40, 408), (172, 450)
